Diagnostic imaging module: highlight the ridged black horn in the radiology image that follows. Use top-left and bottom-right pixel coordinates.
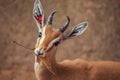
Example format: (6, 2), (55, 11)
(60, 16), (70, 33)
(47, 11), (56, 25)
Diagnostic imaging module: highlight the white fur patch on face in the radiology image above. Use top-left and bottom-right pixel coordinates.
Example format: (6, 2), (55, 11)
(34, 48), (39, 55)
(34, 27), (46, 55)
(46, 37), (60, 51)
(39, 26), (46, 45)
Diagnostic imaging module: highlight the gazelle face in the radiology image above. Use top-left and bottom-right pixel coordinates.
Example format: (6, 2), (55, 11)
(33, 0), (88, 57)
(34, 25), (62, 57)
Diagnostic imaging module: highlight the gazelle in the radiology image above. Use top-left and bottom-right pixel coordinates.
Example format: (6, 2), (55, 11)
(33, 0), (120, 80)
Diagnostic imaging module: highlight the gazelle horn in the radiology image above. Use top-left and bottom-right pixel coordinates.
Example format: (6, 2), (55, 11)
(47, 11), (56, 25)
(60, 16), (70, 33)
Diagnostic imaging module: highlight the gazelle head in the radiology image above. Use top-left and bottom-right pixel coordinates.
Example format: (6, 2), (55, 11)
(33, 0), (88, 58)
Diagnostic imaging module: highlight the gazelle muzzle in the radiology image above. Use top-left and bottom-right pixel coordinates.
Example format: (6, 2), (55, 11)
(34, 48), (45, 57)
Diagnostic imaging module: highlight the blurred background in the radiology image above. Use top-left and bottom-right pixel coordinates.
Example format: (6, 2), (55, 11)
(0, 0), (120, 80)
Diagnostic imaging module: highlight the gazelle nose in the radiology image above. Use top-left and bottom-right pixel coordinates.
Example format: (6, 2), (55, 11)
(38, 51), (43, 55)
(34, 48), (43, 56)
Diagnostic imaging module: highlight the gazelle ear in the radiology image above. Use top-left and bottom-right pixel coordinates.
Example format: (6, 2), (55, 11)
(33, 0), (44, 32)
(63, 22), (88, 40)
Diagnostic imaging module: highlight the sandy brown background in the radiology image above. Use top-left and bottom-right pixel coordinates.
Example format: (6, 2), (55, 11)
(0, 0), (120, 80)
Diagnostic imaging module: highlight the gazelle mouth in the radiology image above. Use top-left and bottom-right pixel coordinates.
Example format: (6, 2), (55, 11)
(36, 53), (43, 56)
(35, 53), (45, 57)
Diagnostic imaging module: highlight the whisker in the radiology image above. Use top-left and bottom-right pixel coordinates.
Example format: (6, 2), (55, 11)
(12, 40), (35, 54)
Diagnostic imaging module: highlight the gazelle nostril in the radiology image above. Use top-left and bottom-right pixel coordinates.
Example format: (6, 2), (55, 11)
(38, 52), (43, 55)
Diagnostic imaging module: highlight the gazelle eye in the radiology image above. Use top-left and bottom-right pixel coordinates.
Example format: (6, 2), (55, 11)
(54, 40), (60, 46)
(38, 32), (42, 38)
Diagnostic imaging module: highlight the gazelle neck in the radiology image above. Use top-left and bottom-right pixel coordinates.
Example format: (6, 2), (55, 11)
(35, 47), (59, 75)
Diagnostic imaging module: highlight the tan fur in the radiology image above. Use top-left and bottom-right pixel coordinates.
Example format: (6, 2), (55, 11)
(34, 25), (120, 80)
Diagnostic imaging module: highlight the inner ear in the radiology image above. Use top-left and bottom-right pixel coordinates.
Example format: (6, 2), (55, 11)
(33, 0), (44, 32)
(63, 22), (88, 40)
